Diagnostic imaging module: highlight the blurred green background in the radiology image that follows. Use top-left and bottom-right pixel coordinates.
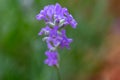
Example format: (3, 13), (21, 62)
(0, 0), (111, 80)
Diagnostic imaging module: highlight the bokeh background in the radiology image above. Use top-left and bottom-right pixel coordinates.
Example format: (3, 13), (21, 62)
(1, 0), (120, 80)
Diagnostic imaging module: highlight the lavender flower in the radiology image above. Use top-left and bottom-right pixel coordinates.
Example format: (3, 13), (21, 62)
(36, 3), (77, 66)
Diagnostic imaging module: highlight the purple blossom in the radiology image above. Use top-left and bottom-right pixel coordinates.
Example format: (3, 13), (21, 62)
(49, 26), (59, 38)
(36, 3), (77, 28)
(66, 14), (77, 28)
(60, 30), (73, 49)
(38, 26), (51, 35)
(36, 3), (77, 66)
(44, 51), (58, 66)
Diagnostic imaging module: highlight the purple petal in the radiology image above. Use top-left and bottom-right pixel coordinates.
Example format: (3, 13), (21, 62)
(70, 19), (77, 28)
(38, 26), (51, 36)
(36, 14), (44, 20)
(44, 51), (58, 66)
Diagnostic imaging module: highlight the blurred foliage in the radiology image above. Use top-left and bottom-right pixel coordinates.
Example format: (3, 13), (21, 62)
(0, 0), (112, 80)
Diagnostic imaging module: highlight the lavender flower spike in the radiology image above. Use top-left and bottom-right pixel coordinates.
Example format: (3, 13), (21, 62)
(36, 3), (77, 66)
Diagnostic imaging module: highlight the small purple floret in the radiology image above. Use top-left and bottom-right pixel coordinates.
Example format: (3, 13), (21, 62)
(38, 26), (51, 35)
(44, 51), (58, 66)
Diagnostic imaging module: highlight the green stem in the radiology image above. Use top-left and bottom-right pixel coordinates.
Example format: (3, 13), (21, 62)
(54, 65), (61, 80)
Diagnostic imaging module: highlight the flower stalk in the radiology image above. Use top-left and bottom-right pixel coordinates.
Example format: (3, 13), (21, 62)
(54, 65), (61, 80)
(36, 3), (77, 80)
